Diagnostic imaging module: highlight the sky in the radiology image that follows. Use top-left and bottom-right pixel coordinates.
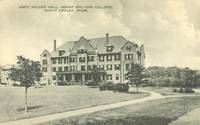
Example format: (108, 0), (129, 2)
(0, 0), (200, 69)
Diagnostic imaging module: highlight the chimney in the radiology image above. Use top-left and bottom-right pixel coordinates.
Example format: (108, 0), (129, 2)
(53, 40), (57, 51)
(106, 33), (109, 45)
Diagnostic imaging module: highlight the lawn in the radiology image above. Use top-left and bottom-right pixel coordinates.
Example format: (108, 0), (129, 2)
(0, 86), (149, 123)
(170, 108), (200, 125)
(40, 96), (200, 125)
(142, 87), (200, 96)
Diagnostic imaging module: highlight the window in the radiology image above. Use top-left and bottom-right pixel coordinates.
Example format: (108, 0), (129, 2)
(125, 74), (129, 80)
(116, 74), (119, 80)
(86, 74), (92, 80)
(126, 64), (130, 71)
(59, 51), (65, 56)
(52, 75), (56, 80)
(58, 67), (62, 72)
(88, 56), (94, 62)
(42, 67), (47, 72)
(125, 54), (133, 60)
(130, 54), (133, 59)
(43, 54), (47, 57)
(58, 58), (62, 64)
(78, 49), (87, 53)
(107, 55), (112, 61)
(52, 67), (56, 72)
(79, 57), (85, 63)
(70, 66), (77, 71)
(70, 66), (73, 71)
(99, 55), (104, 62)
(99, 65), (104, 70)
(114, 54), (120, 60)
(107, 64), (112, 70)
(43, 60), (47, 65)
(64, 58), (68, 64)
(107, 74), (112, 80)
(114, 64), (120, 70)
(64, 66), (68, 71)
(70, 57), (77, 62)
(87, 65), (92, 70)
(93, 65), (97, 69)
(107, 46), (113, 52)
(127, 46), (131, 50)
(81, 66), (85, 71)
(52, 59), (56, 64)
(58, 75), (63, 81)
(43, 75), (46, 80)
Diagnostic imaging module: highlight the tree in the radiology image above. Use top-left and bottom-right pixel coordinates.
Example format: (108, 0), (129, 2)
(9, 56), (42, 112)
(180, 68), (196, 88)
(126, 63), (145, 93)
(91, 65), (104, 85)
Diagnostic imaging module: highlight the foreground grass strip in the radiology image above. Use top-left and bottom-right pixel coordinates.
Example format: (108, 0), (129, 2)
(0, 86), (149, 123)
(1, 90), (158, 125)
(39, 96), (200, 125)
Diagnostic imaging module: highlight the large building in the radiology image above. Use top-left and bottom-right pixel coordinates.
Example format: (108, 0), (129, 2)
(0, 65), (18, 85)
(40, 33), (145, 85)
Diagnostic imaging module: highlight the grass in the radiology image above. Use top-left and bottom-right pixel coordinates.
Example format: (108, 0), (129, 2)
(39, 96), (200, 125)
(0, 86), (149, 123)
(142, 87), (200, 96)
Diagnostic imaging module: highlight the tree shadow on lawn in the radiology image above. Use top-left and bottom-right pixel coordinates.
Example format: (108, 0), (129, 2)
(17, 105), (44, 112)
(84, 115), (174, 125)
(126, 91), (144, 94)
(48, 115), (174, 125)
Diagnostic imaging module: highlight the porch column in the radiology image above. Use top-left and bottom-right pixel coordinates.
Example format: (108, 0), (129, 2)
(63, 74), (66, 81)
(100, 75), (103, 80)
(72, 74), (75, 81)
(82, 74), (85, 82)
(55, 75), (58, 86)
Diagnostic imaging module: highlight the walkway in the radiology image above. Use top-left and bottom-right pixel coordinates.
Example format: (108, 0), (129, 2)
(168, 89), (200, 125)
(169, 108), (200, 125)
(1, 90), (200, 125)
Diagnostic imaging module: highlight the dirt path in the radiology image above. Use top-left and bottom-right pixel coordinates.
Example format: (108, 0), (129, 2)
(1, 90), (199, 125)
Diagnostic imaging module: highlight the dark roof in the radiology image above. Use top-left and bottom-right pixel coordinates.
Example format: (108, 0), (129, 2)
(89, 36), (129, 53)
(51, 41), (74, 57)
(50, 35), (137, 57)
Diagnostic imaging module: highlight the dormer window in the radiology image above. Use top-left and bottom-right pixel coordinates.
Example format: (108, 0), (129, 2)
(58, 50), (65, 56)
(78, 49), (87, 53)
(127, 46), (131, 50)
(107, 46), (113, 52)
(43, 54), (47, 57)
(78, 45), (87, 53)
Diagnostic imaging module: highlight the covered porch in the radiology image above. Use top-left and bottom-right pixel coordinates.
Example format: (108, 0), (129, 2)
(56, 71), (107, 85)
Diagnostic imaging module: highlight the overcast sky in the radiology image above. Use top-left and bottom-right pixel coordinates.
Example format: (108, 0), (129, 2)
(0, 0), (200, 69)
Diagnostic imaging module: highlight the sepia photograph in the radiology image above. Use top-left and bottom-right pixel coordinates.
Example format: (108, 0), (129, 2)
(0, 0), (200, 125)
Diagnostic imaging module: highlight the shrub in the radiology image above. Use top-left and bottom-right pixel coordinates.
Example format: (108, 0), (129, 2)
(184, 88), (194, 93)
(172, 88), (178, 92)
(57, 81), (71, 86)
(178, 87), (184, 93)
(177, 87), (194, 93)
(113, 83), (129, 92)
(86, 81), (99, 86)
(99, 81), (114, 91)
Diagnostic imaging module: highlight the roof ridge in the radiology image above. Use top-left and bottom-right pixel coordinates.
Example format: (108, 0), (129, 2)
(56, 35), (126, 49)
(89, 35), (123, 40)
